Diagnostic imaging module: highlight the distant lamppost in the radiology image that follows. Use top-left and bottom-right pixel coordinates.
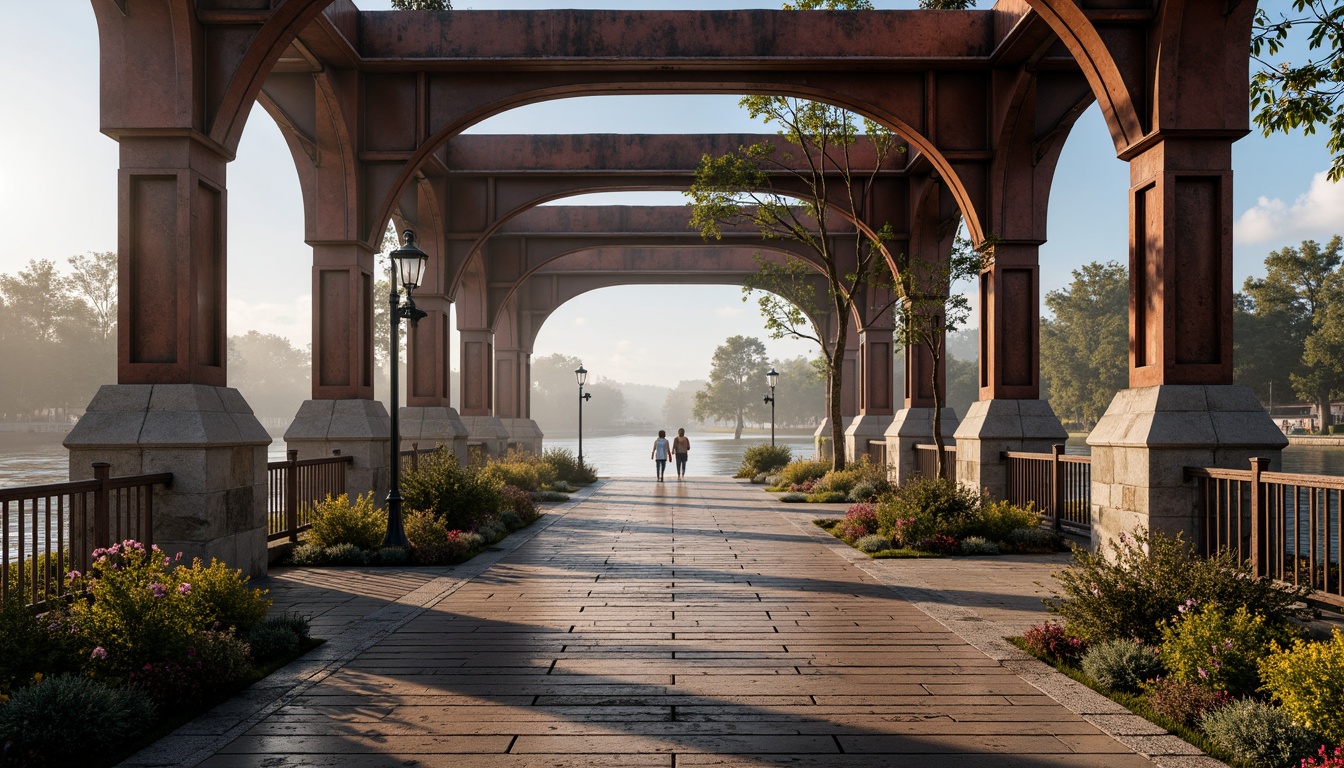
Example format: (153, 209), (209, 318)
(576, 365), (592, 468)
(382, 230), (429, 549)
(764, 367), (779, 446)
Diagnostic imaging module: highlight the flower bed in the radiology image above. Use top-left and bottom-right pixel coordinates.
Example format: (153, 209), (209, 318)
(0, 541), (315, 767)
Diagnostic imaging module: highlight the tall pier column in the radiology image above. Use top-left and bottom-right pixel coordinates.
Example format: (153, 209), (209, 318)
(458, 328), (509, 456)
(886, 332), (960, 485)
(844, 326), (896, 462)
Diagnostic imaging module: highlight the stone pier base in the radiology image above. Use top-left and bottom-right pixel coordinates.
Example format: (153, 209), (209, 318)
(1087, 385), (1287, 550)
(285, 400), (391, 506)
(460, 414), (510, 458)
(500, 418), (544, 454)
(884, 407), (960, 485)
(65, 384), (271, 577)
(844, 414), (894, 464)
(953, 399), (1067, 500)
(399, 406), (470, 463)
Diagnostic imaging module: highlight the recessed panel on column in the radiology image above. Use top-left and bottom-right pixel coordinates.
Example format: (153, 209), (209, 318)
(440, 314), (450, 400)
(1134, 183), (1161, 370)
(978, 273), (990, 389)
(129, 176), (179, 365)
(362, 273), (373, 389)
(1001, 268), (1034, 387)
(193, 182), (222, 368)
(1173, 177), (1221, 366)
(319, 270), (351, 387)
(464, 340), (485, 412)
(869, 341), (892, 411)
(497, 358), (516, 418)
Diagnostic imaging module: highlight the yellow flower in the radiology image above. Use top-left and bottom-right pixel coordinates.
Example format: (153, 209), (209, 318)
(31, 673), (42, 684)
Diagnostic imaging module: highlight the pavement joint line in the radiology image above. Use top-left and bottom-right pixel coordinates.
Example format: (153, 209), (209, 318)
(117, 481), (603, 768)
(759, 485), (1230, 768)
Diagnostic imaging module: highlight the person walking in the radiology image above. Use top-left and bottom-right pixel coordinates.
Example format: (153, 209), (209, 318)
(651, 430), (671, 482)
(672, 427), (691, 479)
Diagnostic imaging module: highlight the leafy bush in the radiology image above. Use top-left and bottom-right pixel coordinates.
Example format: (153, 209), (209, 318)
(0, 596), (82, 694)
(1145, 678), (1231, 727)
(404, 511), (485, 565)
(481, 447), (557, 492)
(126, 660), (200, 708)
(847, 481), (878, 503)
(737, 443), (793, 478)
(247, 622), (301, 663)
(259, 613), (311, 642)
(1200, 699), (1319, 768)
(855, 534), (893, 553)
(542, 448), (597, 484)
(779, 492), (808, 503)
(1003, 526), (1060, 553)
(306, 492), (386, 551)
(371, 546), (410, 566)
(498, 484), (538, 523)
(190, 630), (251, 688)
(1047, 528), (1308, 645)
(771, 458), (831, 490)
(499, 509), (523, 530)
(806, 490), (848, 504)
(476, 520), (506, 544)
(833, 504), (878, 541)
(914, 534), (960, 555)
(1158, 601), (1297, 697)
(964, 499), (1040, 542)
(401, 449), (503, 531)
(532, 490), (570, 503)
(751, 472), (769, 485)
(881, 508), (936, 549)
(958, 536), (1000, 556)
(1260, 629), (1344, 743)
(1022, 621), (1086, 665)
(543, 480), (577, 493)
(1080, 640), (1163, 692)
(177, 557), (271, 635)
(289, 543), (328, 567)
(877, 476), (979, 540)
(0, 674), (156, 765)
(813, 457), (891, 498)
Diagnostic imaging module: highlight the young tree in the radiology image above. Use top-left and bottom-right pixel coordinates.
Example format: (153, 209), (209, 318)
(66, 251), (117, 341)
(227, 331), (312, 420)
(390, 0), (450, 9)
(530, 353), (625, 433)
(663, 379), (706, 428)
(1039, 261), (1129, 430)
(1234, 293), (1306, 409)
(693, 336), (770, 439)
(1245, 237), (1344, 431)
(770, 355), (826, 428)
(1252, 1), (1344, 181)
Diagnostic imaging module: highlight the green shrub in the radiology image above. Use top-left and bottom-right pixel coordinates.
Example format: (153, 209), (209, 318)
(532, 490), (570, 503)
(1080, 640), (1163, 692)
(1003, 526), (1060, 552)
(779, 492), (808, 503)
(370, 546), (410, 566)
(247, 622), (301, 663)
(1047, 528), (1308, 645)
(806, 490), (848, 504)
(0, 674), (156, 765)
(306, 492), (386, 551)
(289, 542), (327, 567)
(498, 484), (538, 523)
(481, 447), (557, 491)
(405, 510), (483, 565)
(1200, 699), (1319, 768)
(542, 448), (597, 484)
(499, 509), (523, 530)
(834, 504), (879, 541)
(0, 595), (82, 694)
(737, 443), (793, 478)
(965, 499), (1040, 542)
(1022, 621), (1086, 664)
(321, 543), (370, 566)
(855, 534), (893, 553)
(1159, 602), (1296, 697)
(177, 557), (271, 635)
(813, 456), (891, 498)
(190, 629), (251, 688)
(1145, 678), (1231, 728)
(876, 476), (979, 540)
(1260, 629), (1344, 743)
(543, 480), (577, 493)
(958, 536), (1000, 555)
(772, 458), (831, 490)
(259, 612), (311, 642)
(847, 481), (878, 503)
(401, 450), (503, 531)
(476, 520), (506, 544)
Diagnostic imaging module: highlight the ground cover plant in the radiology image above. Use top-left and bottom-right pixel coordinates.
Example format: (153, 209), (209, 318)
(736, 443), (792, 481)
(1016, 526), (1342, 768)
(0, 541), (316, 767)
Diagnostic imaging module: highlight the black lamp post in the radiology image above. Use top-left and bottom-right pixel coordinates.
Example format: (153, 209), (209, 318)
(382, 229), (429, 549)
(576, 364), (592, 468)
(764, 367), (779, 447)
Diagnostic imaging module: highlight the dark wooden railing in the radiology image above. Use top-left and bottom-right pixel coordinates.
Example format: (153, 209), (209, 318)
(1, 463), (172, 609)
(1002, 445), (1092, 535)
(1189, 459), (1344, 608)
(399, 443), (440, 475)
(267, 451), (354, 543)
(913, 444), (957, 481)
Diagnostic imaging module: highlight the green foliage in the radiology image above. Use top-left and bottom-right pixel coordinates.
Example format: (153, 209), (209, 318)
(1080, 640), (1163, 693)
(812, 456), (890, 497)
(772, 458), (831, 489)
(958, 536), (999, 556)
(1260, 629), (1344, 743)
(0, 596), (82, 694)
(1047, 528), (1308, 645)
(962, 498), (1039, 542)
(737, 443), (793, 478)
(693, 336), (770, 438)
(498, 485), (538, 524)
(806, 490), (848, 503)
(1022, 622), (1086, 665)
(1159, 602), (1296, 698)
(876, 476), (979, 541)
(0, 674), (155, 766)
(404, 510), (484, 565)
(177, 557), (271, 635)
(190, 630), (252, 688)
(391, 0), (450, 7)
(531, 490), (571, 503)
(847, 481), (877, 502)
(1252, 1), (1344, 182)
(1040, 261), (1128, 429)
(1200, 699), (1320, 768)
(530, 354), (626, 434)
(834, 503), (878, 541)
(401, 449), (502, 530)
(855, 534), (892, 553)
(779, 492), (808, 503)
(306, 492), (386, 551)
(1003, 525), (1061, 553)
(1145, 678), (1232, 728)
(541, 447), (597, 485)
(246, 623), (301, 664)
(481, 447), (557, 492)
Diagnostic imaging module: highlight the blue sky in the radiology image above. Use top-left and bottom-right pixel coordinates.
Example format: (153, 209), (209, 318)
(0, 1), (1335, 388)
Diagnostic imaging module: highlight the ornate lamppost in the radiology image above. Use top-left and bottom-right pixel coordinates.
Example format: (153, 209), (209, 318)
(576, 364), (592, 468)
(764, 367), (779, 447)
(382, 230), (429, 549)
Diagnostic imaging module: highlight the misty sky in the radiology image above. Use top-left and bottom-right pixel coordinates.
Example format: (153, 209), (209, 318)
(0, 1), (1336, 391)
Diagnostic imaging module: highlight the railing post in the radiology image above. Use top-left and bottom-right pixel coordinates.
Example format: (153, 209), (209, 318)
(286, 449), (299, 544)
(92, 462), (111, 552)
(411, 442), (419, 474)
(1051, 444), (1065, 534)
(1249, 456), (1269, 576)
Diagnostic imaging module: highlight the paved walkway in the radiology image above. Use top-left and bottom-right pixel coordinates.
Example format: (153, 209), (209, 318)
(124, 477), (1224, 768)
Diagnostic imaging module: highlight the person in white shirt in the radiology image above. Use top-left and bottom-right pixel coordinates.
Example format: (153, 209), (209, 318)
(650, 430), (671, 482)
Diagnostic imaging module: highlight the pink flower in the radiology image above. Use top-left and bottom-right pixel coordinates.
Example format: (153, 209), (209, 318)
(66, 570), (81, 581)
(163, 557), (171, 567)
(148, 582), (166, 598)
(178, 583), (191, 595)
(90, 646), (107, 660)
(1198, 667), (1209, 679)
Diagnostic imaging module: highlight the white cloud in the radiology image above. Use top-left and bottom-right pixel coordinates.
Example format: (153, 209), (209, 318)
(227, 295), (313, 348)
(1236, 170), (1344, 244)
(715, 306), (745, 318)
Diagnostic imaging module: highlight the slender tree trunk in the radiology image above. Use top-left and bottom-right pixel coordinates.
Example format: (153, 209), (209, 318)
(734, 411), (743, 440)
(829, 338), (848, 472)
(1320, 389), (1334, 433)
(929, 343), (946, 480)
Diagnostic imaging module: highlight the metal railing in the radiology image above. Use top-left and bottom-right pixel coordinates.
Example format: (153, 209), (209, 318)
(1002, 444), (1092, 535)
(1189, 459), (1344, 608)
(267, 450), (354, 543)
(913, 444), (957, 481)
(1, 463), (172, 609)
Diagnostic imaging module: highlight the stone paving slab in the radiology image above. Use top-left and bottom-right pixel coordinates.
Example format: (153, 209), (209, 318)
(122, 477), (1226, 768)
